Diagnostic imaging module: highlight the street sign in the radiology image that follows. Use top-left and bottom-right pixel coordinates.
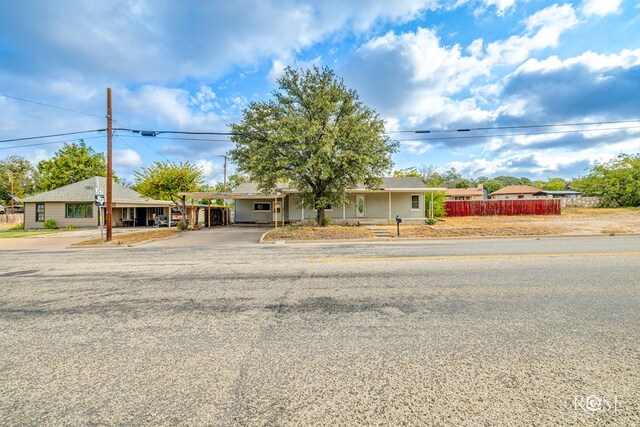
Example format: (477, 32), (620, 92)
(95, 194), (106, 206)
(95, 188), (103, 195)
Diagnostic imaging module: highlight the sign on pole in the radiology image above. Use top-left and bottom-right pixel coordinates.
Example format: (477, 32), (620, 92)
(95, 194), (106, 207)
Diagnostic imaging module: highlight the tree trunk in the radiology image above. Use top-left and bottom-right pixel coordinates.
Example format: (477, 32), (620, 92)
(316, 207), (325, 227)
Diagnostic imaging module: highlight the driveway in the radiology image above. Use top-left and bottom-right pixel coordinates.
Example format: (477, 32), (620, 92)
(142, 225), (271, 247)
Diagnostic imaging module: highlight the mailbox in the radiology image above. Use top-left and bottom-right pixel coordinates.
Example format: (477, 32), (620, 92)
(395, 215), (402, 237)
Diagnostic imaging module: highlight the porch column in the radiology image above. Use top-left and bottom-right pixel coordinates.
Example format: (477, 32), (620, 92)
(342, 203), (346, 220)
(281, 196), (284, 227)
(388, 192), (392, 220)
(301, 206), (304, 221)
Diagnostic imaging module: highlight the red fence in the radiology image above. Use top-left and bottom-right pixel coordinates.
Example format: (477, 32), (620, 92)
(445, 199), (561, 217)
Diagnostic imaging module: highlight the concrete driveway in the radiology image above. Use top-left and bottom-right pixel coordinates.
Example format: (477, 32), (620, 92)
(142, 225), (271, 248)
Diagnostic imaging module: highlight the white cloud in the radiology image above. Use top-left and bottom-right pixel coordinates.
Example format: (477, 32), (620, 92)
(114, 149), (143, 167)
(581, 0), (623, 17)
(402, 140), (433, 154)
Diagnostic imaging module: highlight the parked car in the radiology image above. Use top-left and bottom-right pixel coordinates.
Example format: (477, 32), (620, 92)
(153, 215), (169, 227)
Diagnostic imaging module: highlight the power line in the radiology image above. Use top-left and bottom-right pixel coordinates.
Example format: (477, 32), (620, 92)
(0, 135), (105, 150)
(0, 129), (107, 144)
(117, 135), (232, 142)
(388, 118), (640, 134)
(394, 125), (640, 142)
(0, 94), (105, 119)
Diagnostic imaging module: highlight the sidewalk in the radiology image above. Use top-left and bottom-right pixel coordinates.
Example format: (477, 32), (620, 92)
(0, 227), (158, 251)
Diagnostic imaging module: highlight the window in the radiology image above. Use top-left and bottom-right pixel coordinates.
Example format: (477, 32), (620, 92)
(65, 203), (93, 218)
(36, 203), (45, 222)
(253, 202), (272, 211)
(411, 194), (420, 210)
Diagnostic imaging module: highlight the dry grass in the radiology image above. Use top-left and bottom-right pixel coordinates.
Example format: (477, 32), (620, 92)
(264, 225), (375, 241)
(266, 208), (640, 241)
(73, 229), (180, 246)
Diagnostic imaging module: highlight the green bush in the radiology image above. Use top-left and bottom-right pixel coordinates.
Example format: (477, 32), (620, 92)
(65, 224), (77, 230)
(176, 220), (185, 230)
(320, 215), (332, 227)
(425, 217), (438, 225)
(426, 191), (447, 218)
(43, 219), (58, 229)
(9, 224), (24, 231)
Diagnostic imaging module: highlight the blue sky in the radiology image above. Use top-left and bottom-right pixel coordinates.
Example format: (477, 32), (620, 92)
(1, 0), (639, 184)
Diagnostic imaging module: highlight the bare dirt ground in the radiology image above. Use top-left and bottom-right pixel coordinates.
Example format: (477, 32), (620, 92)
(264, 208), (640, 241)
(264, 225), (375, 241)
(72, 229), (180, 246)
(385, 207), (640, 238)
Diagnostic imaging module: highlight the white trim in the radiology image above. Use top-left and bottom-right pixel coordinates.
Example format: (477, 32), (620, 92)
(388, 192), (392, 219)
(342, 203), (345, 220)
(410, 194), (420, 211)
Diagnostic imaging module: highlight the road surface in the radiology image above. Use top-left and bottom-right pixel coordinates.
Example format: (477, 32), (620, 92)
(1, 236), (639, 425)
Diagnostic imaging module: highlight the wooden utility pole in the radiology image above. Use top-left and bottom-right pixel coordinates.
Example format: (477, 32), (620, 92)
(222, 155), (228, 191)
(221, 154), (228, 225)
(9, 171), (14, 215)
(106, 88), (113, 242)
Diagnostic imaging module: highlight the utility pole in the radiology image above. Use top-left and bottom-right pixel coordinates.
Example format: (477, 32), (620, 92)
(220, 154), (228, 225)
(9, 171), (14, 215)
(221, 155), (228, 191)
(106, 88), (113, 242)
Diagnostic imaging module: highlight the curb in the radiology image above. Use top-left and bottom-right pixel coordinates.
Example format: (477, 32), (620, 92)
(259, 232), (640, 245)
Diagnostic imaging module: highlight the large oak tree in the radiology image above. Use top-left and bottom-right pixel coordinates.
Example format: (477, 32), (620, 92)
(230, 66), (397, 226)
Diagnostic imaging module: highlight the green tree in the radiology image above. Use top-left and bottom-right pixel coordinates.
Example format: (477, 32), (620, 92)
(572, 154), (640, 207)
(207, 173), (248, 206)
(482, 179), (504, 194)
(393, 167), (422, 178)
(134, 161), (204, 203)
(36, 140), (112, 192)
(0, 155), (39, 204)
(230, 66), (397, 226)
(542, 178), (567, 191)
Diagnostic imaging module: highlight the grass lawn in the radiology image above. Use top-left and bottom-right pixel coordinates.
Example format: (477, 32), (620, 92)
(73, 229), (181, 246)
(0, 228), (63, 239)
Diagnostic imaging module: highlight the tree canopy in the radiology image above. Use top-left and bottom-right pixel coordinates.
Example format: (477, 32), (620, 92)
(230, 66), (397, 225)
(572, 154), (640, 207)
(0, 155), (39, 204)
(134, 161), (204, 203)
(36, 141), (111, 192)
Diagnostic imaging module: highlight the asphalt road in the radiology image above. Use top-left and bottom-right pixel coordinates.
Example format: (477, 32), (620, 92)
(1, 236), (639, 426)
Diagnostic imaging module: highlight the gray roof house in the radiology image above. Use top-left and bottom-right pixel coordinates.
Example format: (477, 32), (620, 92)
(22, 176), (173, 230)
(182, 177), (445, 225)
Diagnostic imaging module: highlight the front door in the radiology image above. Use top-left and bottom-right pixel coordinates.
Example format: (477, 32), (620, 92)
(356, 195), (366, 217)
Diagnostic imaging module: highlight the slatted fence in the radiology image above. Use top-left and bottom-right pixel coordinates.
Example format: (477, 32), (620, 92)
(445, 199), (561, 217)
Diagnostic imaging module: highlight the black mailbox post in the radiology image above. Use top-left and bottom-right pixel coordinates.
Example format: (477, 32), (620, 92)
(395, 215), (402, 237)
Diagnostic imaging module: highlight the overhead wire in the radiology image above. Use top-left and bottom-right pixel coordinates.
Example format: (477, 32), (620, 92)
(394, 125), (640, 142)
(0, 135), (105, 150)
(0, 93), (105, 119)
(0, 129), (107, 144)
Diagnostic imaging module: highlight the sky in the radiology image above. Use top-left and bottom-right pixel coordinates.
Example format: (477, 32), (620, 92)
(1, 0), (639, 185)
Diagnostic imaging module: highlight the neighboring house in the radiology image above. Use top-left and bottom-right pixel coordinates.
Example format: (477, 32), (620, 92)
(446, 184), (485, 201)
(490, 185), (546, 200)
(22, 176), (173, 230)
(533, 190), (582, 199)
(184, 177), (444, 225)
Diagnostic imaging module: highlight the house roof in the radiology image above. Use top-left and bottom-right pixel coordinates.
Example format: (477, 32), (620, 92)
(490, 185), (543, 196)
(235, 177), (432, 193)
(446, 187), (484, 197)
(181, 177), (444, 200)
(21, 177), (173, 205)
